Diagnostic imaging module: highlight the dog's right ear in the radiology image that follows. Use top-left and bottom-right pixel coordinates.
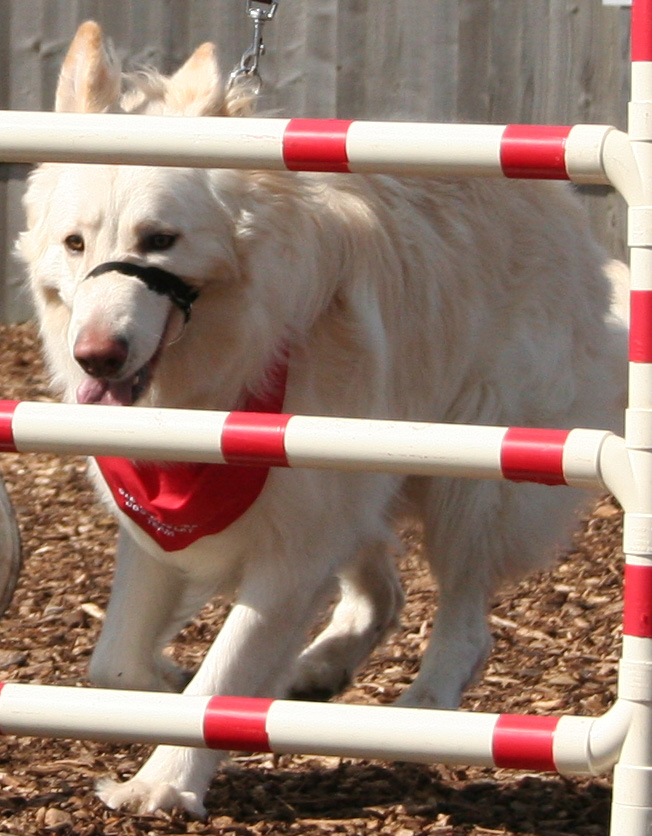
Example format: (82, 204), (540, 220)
(55, 21), (121, 113)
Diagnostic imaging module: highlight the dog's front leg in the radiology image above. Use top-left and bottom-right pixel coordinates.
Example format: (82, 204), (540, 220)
(96, 549), (334, 817)
(89, 528), (191, 693)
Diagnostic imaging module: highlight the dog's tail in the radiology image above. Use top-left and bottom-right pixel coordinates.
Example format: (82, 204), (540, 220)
(605, 258), (630, 330)
(601, 259), (630, 428)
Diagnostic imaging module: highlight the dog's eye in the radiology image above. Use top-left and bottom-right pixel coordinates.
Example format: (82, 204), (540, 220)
(64, 234), (85, 253)
(142, 233), (178, 252)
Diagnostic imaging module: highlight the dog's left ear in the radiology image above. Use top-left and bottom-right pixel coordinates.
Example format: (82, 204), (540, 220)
(166, 43), (226, 117)
(55, 21), (121, 113)
(165, 42), (256, 117)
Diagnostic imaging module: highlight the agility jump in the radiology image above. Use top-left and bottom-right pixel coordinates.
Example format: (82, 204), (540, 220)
(0, 2), (650, 833)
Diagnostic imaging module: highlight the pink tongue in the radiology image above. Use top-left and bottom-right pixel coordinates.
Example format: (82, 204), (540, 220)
(76, 377), (135, 406)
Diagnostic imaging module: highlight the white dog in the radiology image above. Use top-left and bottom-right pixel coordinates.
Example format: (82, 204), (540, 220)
(18, 21), (626, 816)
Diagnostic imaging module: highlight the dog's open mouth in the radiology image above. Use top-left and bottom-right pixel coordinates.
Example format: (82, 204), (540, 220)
(73, 312), (178, 406)
(76, 363), (154, 406)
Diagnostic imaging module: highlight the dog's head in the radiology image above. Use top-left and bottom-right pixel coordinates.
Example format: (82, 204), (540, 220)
(18, 22), (280, 409)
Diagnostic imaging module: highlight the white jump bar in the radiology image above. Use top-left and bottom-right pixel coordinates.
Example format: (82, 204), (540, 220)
(0, 111), (617, 183)
(0, 683), (630, 777)
(0, 399), (621, 490)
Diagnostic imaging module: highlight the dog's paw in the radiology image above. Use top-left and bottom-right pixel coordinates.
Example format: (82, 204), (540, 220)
(96, 776), (206, 818)
(159, 656), (195, 693)
(289, 653), (352, 701)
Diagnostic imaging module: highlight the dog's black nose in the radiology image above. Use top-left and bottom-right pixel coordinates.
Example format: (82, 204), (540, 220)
(74, 333), (129, 379)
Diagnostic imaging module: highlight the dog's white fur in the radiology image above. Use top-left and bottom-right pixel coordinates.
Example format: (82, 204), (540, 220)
(18, 22), (626, 817)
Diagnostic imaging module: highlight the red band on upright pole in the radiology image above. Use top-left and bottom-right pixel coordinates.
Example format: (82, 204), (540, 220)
(203, 696), (274, 751)
(632, 0), (652, 62)
(221, 412), (291, 466)
(500, 125), (572, 179)
(500, 427), (569, 485)
(624, 564), (652, 638)
(0, 401), (18, 452)
(630, 290), (652, 362)
(493, 714), (559, 771)
(283, 119), (352, 172)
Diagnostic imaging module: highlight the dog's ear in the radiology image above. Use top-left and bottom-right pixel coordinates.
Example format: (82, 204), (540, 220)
(165, 42), (228, 117)
(55, 21), (121, 113)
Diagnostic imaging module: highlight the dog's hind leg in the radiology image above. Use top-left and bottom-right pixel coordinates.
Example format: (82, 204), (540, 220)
(395, 577), (493, 710)
(89, 528), (195, 693)
(289, 540), (404, 700)
(396, 477), (579, 709)
(393, 479), (502, 709)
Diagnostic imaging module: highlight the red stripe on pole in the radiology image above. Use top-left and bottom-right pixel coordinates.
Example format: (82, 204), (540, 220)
(633, 0), (652, 62)
(500, 428), (569, 485)
(221, 412), (291, 466)
(624, 564), (652, 638)
(0, 401), (18, 452)
(493, 714), (559, 771)
(630, 290), (652, 363)
(500, 125), (572, 179)
(283, 119), (352, 172)
(203, 696), (274, 751)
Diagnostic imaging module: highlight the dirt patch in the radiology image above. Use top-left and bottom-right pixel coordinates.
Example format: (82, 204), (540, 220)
(0, 323), (621, 835)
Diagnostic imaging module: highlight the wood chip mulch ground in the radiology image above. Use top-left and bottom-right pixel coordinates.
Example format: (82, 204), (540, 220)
(0, 323), (623, 836)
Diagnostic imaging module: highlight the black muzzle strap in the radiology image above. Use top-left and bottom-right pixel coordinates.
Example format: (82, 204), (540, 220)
(85, 261), (199, 322)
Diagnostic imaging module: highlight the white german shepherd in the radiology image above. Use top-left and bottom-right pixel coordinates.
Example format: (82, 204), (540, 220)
(18, 22), (626, 816)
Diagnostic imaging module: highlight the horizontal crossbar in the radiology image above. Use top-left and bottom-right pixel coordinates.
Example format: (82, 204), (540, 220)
(0, 682), (630, 777)
(0, 399), (620, 489)
(0, 112), (618, 183)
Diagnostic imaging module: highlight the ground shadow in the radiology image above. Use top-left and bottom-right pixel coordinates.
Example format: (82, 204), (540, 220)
(205, 759), (611, 835)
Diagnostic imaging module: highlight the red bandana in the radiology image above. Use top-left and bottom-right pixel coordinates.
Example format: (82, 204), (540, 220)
(96, 366), (287, 552)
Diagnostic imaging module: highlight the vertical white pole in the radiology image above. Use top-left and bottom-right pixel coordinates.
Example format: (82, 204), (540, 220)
(611, 2), (652, 833)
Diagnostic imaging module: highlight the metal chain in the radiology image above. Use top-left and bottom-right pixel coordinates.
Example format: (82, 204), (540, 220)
(228, 0), (279, 92)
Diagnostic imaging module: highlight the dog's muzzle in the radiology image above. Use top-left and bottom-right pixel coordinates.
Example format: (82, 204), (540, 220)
(85, 261), (199, 322)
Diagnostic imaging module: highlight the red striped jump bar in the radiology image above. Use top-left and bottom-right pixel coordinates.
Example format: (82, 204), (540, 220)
(0, 400), (598, 488)
(1, 112), (613, 183)
(0, 683), (579, 774)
